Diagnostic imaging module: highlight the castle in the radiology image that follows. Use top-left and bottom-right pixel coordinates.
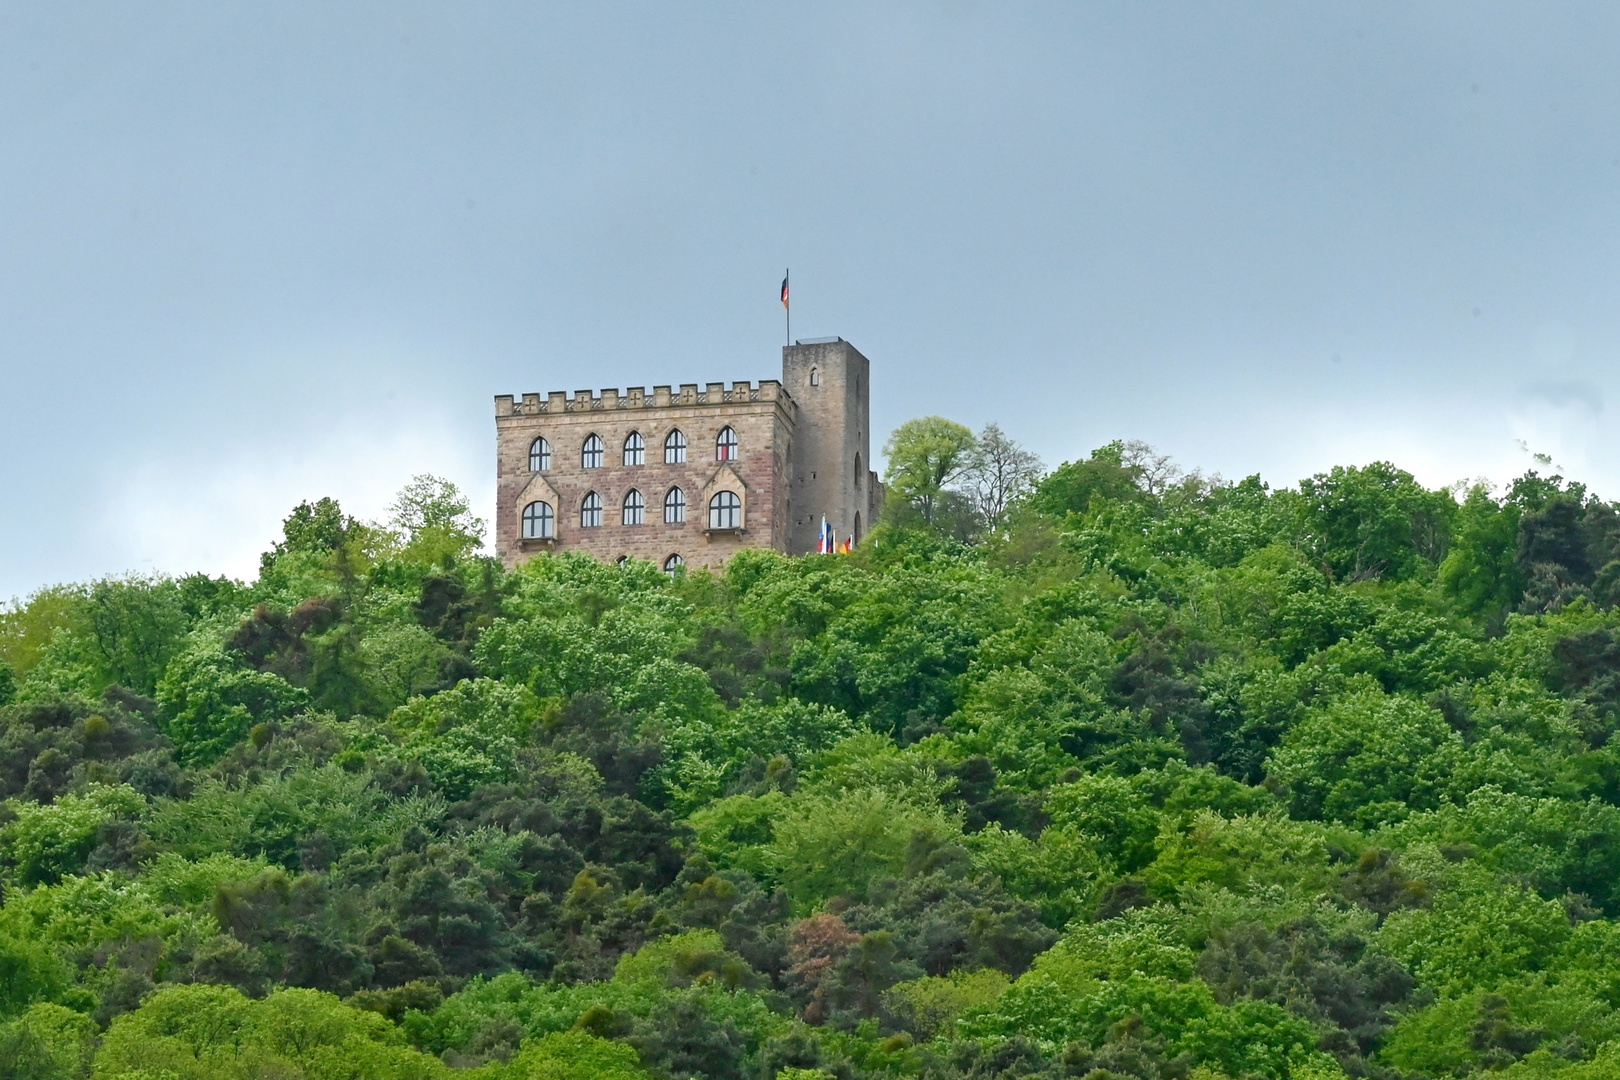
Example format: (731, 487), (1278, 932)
(494, 338), (883, 571)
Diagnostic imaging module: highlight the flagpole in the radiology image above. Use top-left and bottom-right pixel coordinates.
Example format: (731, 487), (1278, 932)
(785, 268), (790, 346)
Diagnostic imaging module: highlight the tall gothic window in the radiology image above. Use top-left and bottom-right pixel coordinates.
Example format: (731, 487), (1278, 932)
(664, 486), (686, 524)
(716, 426), (739, 461)
(622, 489), (645, 525)
(580, 492), (603, 527)
(528, 436), (551, 472)
(582, 434), (604, 469)
(664, 429), (687, 463)
(623, 431), (645, 466)
(708, 491), (741, 530)
(664, 553), (684, 574)
(521, 501), (554, 539)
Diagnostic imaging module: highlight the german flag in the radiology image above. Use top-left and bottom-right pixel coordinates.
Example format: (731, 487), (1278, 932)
(780, 272), (789, 309)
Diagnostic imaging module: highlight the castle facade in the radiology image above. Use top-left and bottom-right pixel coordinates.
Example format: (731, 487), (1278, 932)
(494, 338), (883, 571)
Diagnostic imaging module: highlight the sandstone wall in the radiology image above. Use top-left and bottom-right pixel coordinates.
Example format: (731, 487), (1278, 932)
(494, 381), (794, 571)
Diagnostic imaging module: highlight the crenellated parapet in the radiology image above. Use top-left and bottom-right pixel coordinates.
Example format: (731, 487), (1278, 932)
(496, 379), (792, 418)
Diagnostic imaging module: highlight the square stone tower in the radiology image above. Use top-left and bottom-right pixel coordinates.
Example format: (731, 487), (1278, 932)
(782, 339), (882, 554)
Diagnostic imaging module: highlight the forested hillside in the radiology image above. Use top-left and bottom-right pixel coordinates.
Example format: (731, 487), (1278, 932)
(5, 425), (1620, 1080)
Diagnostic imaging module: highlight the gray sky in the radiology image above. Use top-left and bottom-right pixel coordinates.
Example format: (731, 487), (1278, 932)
(4, 3), (1619, 598)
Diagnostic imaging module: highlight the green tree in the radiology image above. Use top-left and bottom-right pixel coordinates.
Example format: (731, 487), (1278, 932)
(390, 475), (487, 564)
(1265, 689), (1461, 827)
(882, 417), (978, 528)
(85, 574), (190, 696)
(1439, 484), (1523, 620)
(0, 1003), (95, 1080)
(0, 933), (71, 1021)
(95, 983), (451, 1080)
(0, 784), (146, 885)
(155, 636), (310, 765)
(770, 788), (957, 909)
(504, 1030), (650, 1079)
(1298, 462), (1454, 582)
(259, 496), (365, 574)
(1027, 441), (1144, 518)
(0, 586), (88, 685)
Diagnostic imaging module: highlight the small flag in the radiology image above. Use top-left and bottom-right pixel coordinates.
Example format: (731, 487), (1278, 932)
(818, 516), (832, 554)
(781, 272), (790, 309)
(839, 537), (852, 554)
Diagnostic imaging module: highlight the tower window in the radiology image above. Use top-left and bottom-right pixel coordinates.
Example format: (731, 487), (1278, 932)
(528, 436), (551, 472)
(582, 434), (604, 469)
(716, 426), (739, 461)
(664, 429), (687, 464)
(581, 492), (603, 528)
(664, 486), (686, 524)
(622, 488), (645, 525)
(664, 553), (684, 575)
(708, 490), (741, 530)
(623, 431), (645, 466)
(521, 500), (554, 539)
(809, 367), (820, 386)
(855, 453), (862, 486)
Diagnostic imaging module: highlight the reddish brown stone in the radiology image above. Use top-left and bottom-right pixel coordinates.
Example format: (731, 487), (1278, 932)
(495, 340), (883, 571)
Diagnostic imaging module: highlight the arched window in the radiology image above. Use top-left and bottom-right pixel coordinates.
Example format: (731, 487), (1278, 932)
(854, 453), (862, 486)
(623, 431), (645, 466)
(716, 426), (739, 461)
(708, 490), (741, 530)
(521, 501), (554, 539)
(809, 367), (820, 386)
(582, 434), (604, 469)
(664, 429), (687, 464)
(622, 488), (645, 525)
(580, 492), (603, 528)
(664, 553), (684, 575)
(664, 486), (686, 524)
(528, 436), (551, 472)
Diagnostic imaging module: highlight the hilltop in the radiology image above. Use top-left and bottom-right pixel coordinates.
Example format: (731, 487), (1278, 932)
(3, 424), (1620, 1080)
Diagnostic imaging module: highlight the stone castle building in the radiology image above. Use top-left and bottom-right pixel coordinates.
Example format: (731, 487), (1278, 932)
(494, 338), (883, 571)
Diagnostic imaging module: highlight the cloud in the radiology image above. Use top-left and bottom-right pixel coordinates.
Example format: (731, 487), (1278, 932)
(106, 410), (491, 584)
(1509, 380), (1603, 479)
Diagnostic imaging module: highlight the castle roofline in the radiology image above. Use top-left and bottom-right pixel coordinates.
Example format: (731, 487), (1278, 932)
(496, 379), (793, 418)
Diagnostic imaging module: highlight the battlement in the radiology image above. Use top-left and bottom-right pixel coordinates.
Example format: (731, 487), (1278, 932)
(496, 379), (792, 418)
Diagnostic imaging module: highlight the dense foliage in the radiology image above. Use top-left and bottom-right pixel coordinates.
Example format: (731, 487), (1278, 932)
(4, 443), (1620, 1080)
